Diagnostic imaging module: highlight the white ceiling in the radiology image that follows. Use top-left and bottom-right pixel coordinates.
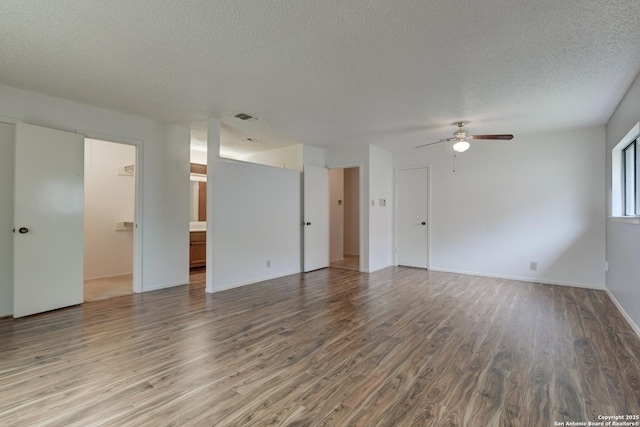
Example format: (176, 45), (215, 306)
(1, 1), (639, 154)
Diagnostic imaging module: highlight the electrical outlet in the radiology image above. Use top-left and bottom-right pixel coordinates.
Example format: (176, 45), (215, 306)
(267, 260), (271, 268)
(529, 261), (538, 271)
(379, 198), (386, 207)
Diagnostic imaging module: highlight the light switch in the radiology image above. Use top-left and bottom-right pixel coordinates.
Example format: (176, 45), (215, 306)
(379, 198), (386, 207)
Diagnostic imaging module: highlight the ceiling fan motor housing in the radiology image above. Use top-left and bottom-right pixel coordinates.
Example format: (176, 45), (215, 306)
(453, 129), (468, 140)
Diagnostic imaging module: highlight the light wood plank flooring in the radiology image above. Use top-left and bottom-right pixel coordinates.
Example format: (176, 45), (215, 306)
(1, 267), (639, 426)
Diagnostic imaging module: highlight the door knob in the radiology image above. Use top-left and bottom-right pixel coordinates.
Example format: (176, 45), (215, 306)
(421, 222), (426, 225)
(18, 227), (29, 234)
(305, 222), (312, 226)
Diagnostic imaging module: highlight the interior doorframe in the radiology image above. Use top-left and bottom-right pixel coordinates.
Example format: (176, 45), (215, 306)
(83, 132), (144, 294)
(394, 165), (431, 269)
(0, 116), (145, 302)
(327, 162), (364, 272)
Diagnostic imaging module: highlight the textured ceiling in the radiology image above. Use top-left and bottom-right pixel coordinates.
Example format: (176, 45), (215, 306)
(1, 0), (639, 153)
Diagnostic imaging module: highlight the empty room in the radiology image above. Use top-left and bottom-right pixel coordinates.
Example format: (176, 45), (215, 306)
(1, 1), (640, 426)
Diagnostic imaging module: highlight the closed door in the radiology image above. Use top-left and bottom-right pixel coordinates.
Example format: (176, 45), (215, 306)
(303, 164), (329, 272)
(397, 167), (429, 268)
(13, 123), (85, 317)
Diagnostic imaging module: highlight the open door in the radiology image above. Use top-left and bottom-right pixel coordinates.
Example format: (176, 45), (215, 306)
(0, 123), (15, 317)
(13, 123), (84, 317)
(303, 164), (329, 272)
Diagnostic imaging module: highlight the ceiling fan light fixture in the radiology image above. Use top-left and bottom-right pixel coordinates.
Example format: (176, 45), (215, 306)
(452, 140), (470, 152)
(414, 121), (512, 151)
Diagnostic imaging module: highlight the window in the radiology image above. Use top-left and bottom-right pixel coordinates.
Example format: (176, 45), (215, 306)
(623, 138), (639, 215)
(612, 123), (640, 220)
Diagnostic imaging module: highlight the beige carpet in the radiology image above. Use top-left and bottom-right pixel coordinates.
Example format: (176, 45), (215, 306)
(84, 274), (133, 302)
(330, 254), (359, 271)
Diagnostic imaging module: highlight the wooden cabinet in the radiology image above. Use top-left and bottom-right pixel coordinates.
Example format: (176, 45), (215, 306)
(189, 231), (206, 269)
(189, 163), (207, 269)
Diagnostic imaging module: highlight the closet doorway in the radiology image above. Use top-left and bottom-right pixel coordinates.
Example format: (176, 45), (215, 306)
(329, 167), (360, 271)
(83, 138), (137, 301)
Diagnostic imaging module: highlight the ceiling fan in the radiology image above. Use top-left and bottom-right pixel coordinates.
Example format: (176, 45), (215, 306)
(416, 121), (513, 152)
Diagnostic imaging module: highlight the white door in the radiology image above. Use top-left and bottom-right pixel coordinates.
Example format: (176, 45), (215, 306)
(303, 164), (329, 272)
(0, 123), (15, 317)
(13, 123), (84, 318)
(397, 167), (429, 268)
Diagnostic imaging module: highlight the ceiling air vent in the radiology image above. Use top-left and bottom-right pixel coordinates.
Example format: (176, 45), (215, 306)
(233, 113), (255, 121)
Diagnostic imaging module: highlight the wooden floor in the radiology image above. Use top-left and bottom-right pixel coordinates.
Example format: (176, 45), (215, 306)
(1, 268), (639, 426)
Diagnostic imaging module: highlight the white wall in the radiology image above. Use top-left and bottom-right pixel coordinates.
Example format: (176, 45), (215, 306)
(329, 168), (344, 262)
(190, 126), (208, 165)
(144, 123), (190, 291)
(0, 123), (15, 316)
(209, 158), (301, 292)
(369, 145), (394, 272)
(84, 139), (136, 279)
(303, 145), (327, 168)
(191, 148), (207, 165)
(0, 84), (190, 311)
(606, 71), (640, 334)
(394, 126), (606, 288)
(240, 144), (303, 172)
(344, 167), (360, 256)
(205, 119), (219, 290)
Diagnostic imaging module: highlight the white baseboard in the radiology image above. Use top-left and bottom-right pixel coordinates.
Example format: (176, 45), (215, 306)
(206, 269), (301, 294)
(84, 272), (133, 281)
(427, 267), (606, 290)
(140, 279), (188, 293)
(368, 263), (394, 273)
(605, 289), (640, 339)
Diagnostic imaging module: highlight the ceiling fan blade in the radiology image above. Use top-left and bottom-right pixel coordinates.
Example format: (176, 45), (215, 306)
(469, 134), (514, 140)
(415, 138), (452, 148)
